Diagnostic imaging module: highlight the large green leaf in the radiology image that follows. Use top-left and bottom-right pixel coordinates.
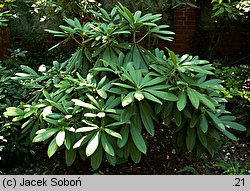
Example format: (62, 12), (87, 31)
(33, 128), (60, 142)
(106, 152), (117, 166)
(72, 99), (98, 110)
(167, 48), (178, 67)
(142, 91), (163, 104)
(65, 147), (77, 166)
(187, 87), (200, 109)
(64, 132), (72, 150)
(73, 134), (92, 149)
(186, 127), (196, 152)
(101, 133), (115, 156)
(90, 145), (103, 170)
(127, 64), (141, 85)
(134, 91), (144, 101)
(184, 65), (214, 75)
(106, 121), (126, 127)
(190, 114), (199, 128)
(223, 121), (246, 131)
(59, 25), (76, 33)
(29, 119), (39, 142)
(111, 82), (135, 89)
(130, 121), (147, 154)
(43, 117), (61, 125)
(222, 130), (238, 141)
(197, 93), (215, 111)
(174, 109), (182, 127)
(163, 102), (174, 117)
(129, 140), (142, 164)
(4, 107), (24, 117)
(199, 79), (223, 90)
(105, 96), (121, 109)
(219, 115), (236, 121)
(76, 126), (98, 133)
(199, 114), (208, 133)
(122, 92), (135, 107)
(104, 128), (122, 139)
(196, 126), (208, 148)
(206, 111), (225, 132)
(145, 89), (178, 101)
(20, 65), (39, 76)
(86, 131), (100, 157)
(139, 102), (154, 136)
(177, 90), (187, 111)
(47, 137), (58, 158)
(56, 130), (65, 147)
(117, 125), (129, 148)
(46, 99), (67, 114)
(142, 76), (166, 87)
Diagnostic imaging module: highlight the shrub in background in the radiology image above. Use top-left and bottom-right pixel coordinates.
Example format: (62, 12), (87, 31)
(4, 2), (246, 170)
(212, 60), (250, 137)
(0, 58), (32, 165)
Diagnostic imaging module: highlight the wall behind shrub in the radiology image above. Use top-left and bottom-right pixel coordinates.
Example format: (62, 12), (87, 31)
(1, 0), (250, 61)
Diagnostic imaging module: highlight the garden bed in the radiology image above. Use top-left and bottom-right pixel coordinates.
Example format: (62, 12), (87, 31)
(2, 124), (249, 175)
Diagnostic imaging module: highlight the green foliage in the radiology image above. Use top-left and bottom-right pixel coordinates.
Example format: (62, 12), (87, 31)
(172, 0), (198, 8)
(0, 0), (16, 12)
(4, 2), (246, 170)
(176, 166), (199, 174)
(211, 0), (250, 21)
(213, 61), (250, 102)
(0, 59), (31, 164)
(0, 10), (12, 26)
(213, 159), (250, 175)
(212, 60), (249, 137)
(30, 0), (100, 22)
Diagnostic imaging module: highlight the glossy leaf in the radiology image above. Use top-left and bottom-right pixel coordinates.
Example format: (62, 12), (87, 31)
(117, 125), (129, 148)
(177, 90), (187, 111)
(33, 128), (59, 142)
(134, 91), (144, 101)
(47, 137), (58, 158)
(187, 87), (200, 109)
(142, 91), (163, 104)
(196, 126), (208, 148)
(101, 133), (115, 156)
(206, 111), (225, 132)
(65, 148), (77, 166)
(4, 107), (24, 117)
(122, 92), (135, 107)
(199, 114), (208, 133)
(56, 130), (65, 147)
(86, 131), (100, 157)
(190, 114), (199, 128)
(197, 93), (215, 111)
(139, 102), (154, 136)
(186, 127), (196, 152)
(223, 121), (246, 131)
(129, 141), (142, 163)
(145, 89), (178, 101)
(222, 130), (238, 141)
(174, 109), (182, 127)
(73, 135), (91, 149)
(130, 122), (147, 154)
(104, 128), (122, 139)
(90, 145), (103, 170)
(72, 99), (98, 110)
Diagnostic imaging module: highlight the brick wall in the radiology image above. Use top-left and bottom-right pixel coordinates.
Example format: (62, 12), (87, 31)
(0, 26), (10, 60)
(170, 6), (197, 55)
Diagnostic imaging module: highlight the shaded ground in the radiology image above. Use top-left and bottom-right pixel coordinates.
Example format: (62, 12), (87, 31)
(1, 124), (249, 175)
